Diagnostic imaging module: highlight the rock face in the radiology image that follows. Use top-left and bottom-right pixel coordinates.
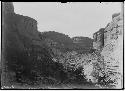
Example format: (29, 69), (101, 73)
(93, 12), (123, 88)
(101, 13), (123, 88)
(2, 2), (67, 86)
(93, 28), (105, 51)
(2, 2), (14, 14)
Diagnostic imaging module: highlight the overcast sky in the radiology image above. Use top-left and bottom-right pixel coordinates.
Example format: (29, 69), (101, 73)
(13, 2), (121, 38)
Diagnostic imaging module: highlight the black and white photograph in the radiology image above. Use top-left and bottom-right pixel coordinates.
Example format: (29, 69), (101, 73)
(1, 2), (124, 89)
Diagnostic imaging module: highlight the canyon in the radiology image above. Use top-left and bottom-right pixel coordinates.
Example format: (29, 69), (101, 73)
(1, 2), (123, 89)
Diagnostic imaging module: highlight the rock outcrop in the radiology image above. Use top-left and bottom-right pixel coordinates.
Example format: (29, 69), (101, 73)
(101, 12), (123, 88)
(93, 28), (105, 51)
(93, 12), (123, 88)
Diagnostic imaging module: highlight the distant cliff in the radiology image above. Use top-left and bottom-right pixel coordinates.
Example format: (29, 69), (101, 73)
(72, 36), (93, 49)
(39, 31), (93, 53)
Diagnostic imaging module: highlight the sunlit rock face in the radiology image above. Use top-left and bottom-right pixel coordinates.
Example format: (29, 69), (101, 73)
(101, 13), (123, 88)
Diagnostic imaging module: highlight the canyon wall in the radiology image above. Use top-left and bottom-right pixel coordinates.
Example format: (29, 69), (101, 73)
(93, 12), (123, 88)
(2, 2), (58, 86)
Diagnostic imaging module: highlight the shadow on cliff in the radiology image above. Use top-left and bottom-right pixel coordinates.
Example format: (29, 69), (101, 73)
(2, 2), (96, 89)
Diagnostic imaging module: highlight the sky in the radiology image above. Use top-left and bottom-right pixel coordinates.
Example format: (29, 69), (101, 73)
(12, 2), (121, 38)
